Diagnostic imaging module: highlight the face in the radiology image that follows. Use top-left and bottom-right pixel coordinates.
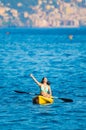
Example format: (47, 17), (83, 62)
(43, 77), (48, 83)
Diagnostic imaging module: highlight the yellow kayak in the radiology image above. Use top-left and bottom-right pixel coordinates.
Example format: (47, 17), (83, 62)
(33, 95), (54, 105)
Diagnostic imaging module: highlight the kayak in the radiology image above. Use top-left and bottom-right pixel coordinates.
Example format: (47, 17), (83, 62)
(33, 95), (54, 105)
(33, 95), (53, 105)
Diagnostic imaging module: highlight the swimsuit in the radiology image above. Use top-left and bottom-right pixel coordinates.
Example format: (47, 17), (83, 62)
(40, 85), (48, 93)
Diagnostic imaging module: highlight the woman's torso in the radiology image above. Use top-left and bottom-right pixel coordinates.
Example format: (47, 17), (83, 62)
(40, 84), (49, 93)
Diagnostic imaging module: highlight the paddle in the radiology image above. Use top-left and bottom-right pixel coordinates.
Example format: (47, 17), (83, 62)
(52, 96), (73, 102)
(14, 90), (37, 95)
(14, 90), (73, 102)
(58, 98), (73, 102)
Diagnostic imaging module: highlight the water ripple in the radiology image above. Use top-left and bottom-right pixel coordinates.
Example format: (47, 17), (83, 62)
(0, 30), (86, 130)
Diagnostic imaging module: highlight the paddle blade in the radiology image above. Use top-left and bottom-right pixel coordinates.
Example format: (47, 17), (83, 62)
(14, 90), (30, 94)
(58, 98), (73, 102)
(14, 90), (37, 95)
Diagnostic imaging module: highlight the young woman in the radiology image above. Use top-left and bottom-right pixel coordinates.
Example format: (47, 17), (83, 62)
(30, 74), (52, 98)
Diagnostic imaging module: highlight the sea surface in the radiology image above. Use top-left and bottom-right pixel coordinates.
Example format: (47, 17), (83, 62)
(0, 28), (86, 130)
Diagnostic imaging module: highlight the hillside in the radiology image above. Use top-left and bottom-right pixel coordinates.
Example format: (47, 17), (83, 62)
(0, 0), (86, 27)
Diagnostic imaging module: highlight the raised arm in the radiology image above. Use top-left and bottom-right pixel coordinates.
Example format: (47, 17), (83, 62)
(30, 74), (41, 87)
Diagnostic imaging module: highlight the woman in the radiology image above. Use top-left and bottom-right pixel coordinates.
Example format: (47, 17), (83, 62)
(30, 74), (52, 98)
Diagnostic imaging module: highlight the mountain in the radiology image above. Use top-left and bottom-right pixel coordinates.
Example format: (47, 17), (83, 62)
(0, 0), (86, 27)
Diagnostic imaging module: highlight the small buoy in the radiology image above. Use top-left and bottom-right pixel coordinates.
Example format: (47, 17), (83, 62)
(6, 32), (10, 35)
(69, 35), (73, 40)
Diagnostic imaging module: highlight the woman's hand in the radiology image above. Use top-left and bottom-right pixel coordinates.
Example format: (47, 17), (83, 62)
(30, 74), (41, 87)
(30, 74), (33, 78)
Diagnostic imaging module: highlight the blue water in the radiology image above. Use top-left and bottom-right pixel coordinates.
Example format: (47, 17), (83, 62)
(0, 28), (86, 130)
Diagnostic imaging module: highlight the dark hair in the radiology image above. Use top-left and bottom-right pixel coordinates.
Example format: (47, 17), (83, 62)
(41, 77), (50, 85)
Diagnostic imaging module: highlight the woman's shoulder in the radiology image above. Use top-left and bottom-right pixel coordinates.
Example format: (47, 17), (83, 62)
(41, 84), (49, 87)
(40, 83), (44, 87)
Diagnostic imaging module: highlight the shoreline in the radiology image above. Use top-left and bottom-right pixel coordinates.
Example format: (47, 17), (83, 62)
(0, 27), (86, 35)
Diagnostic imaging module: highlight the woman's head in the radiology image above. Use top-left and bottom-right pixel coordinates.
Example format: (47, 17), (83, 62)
(41, 77), (50, 85)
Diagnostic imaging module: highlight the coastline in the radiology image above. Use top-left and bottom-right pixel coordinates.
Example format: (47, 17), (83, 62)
(0, 27), (86, 35)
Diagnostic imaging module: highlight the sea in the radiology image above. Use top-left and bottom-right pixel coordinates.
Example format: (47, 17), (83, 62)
(0, 28), (86, 130)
